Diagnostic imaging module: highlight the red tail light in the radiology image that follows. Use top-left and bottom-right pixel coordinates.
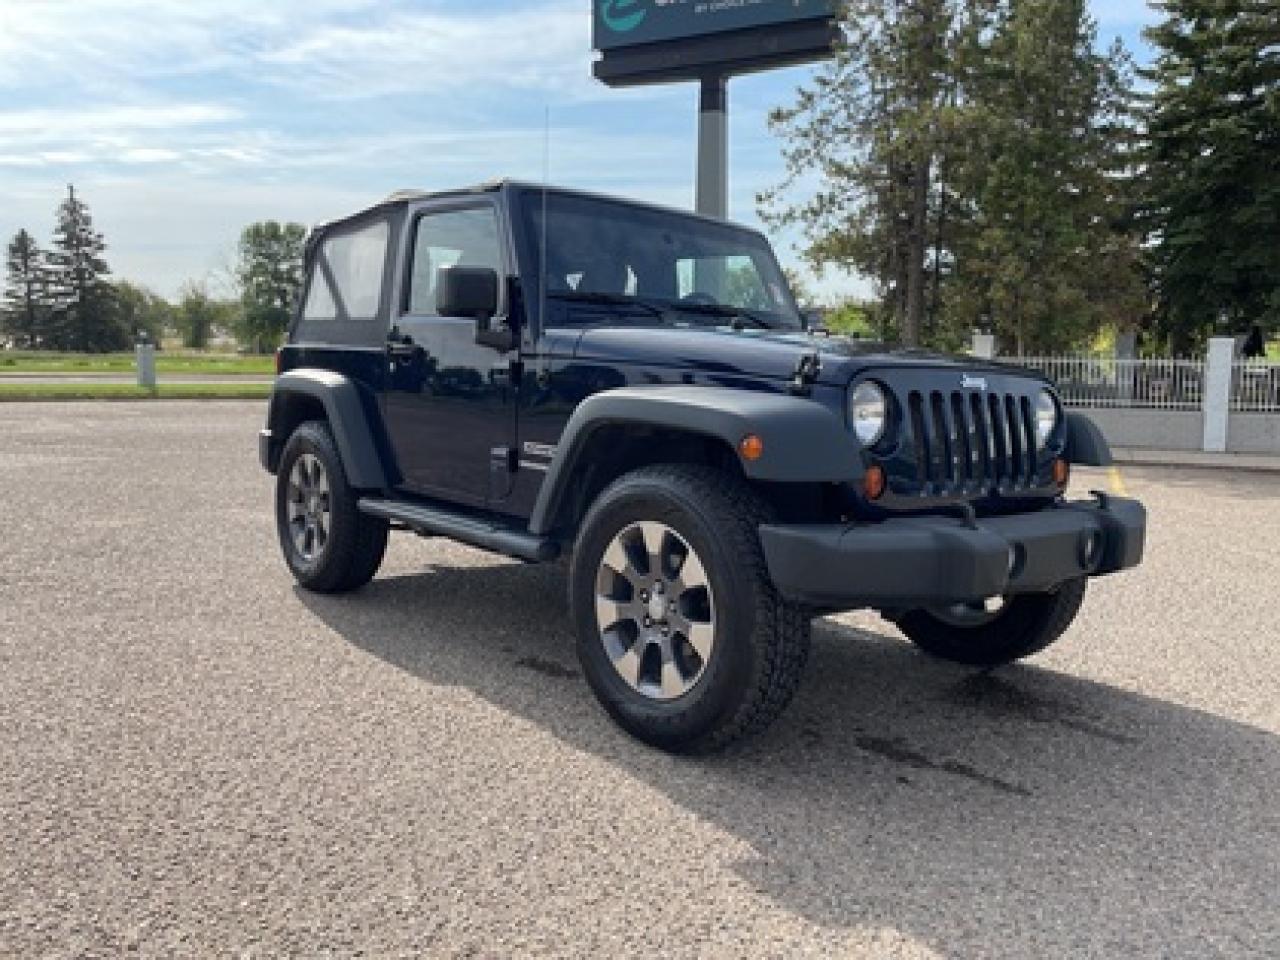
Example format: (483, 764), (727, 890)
(274, 348), (283, 376)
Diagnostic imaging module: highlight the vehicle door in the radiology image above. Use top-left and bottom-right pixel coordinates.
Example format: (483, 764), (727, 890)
(381, 200), (517, 508)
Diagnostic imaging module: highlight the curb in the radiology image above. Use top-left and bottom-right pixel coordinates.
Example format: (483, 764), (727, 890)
(1112, 447), (1280, 474)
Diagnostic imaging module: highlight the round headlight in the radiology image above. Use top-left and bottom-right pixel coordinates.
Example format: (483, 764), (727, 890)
(851, 381), (888, 447)
(1035, 389), (1060, 448)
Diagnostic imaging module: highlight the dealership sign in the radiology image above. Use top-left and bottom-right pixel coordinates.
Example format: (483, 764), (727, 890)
(593, 0), (839, 52)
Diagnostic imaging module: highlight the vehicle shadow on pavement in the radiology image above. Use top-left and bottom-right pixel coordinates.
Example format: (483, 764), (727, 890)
(298, 560), (1280, 959)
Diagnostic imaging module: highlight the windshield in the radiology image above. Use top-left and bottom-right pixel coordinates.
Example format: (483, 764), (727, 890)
(518, 190), (802, 329)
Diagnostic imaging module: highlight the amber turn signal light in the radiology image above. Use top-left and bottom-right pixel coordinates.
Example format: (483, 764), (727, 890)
(739, 435), (765, 462)
(863, 465), (887, 500)
(1053, 458), (1070, 487)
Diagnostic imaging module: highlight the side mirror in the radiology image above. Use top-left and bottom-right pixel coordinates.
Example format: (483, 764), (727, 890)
(436, 265), (512, 352)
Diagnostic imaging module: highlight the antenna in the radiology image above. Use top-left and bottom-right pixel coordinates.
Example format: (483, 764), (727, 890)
(539, 106), (550, 334)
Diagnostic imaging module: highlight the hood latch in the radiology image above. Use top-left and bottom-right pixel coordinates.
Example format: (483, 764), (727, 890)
(790, 352), (822, 396)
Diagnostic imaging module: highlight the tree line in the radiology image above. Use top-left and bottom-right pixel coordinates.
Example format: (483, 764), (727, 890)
(1, 186), (306, 354)
(765, 0), (1279, 355)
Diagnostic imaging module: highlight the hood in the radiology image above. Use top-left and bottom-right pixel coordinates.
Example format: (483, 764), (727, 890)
(564, 324), (1029, 386)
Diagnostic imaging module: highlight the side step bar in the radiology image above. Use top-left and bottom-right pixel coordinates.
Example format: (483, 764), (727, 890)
(357, 498), (560, 563)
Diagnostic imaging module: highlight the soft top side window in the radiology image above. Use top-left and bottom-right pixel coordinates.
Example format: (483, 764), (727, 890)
(304, 219), (390, 323)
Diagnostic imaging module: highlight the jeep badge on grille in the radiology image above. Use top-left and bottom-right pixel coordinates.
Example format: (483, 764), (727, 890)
(962, 374), (989, 391)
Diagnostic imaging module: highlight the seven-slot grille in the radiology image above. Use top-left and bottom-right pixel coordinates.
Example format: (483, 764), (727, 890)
(906, 389), (1041, 492)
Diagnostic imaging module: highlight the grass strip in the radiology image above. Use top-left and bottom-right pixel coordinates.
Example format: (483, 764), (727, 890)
(0, 382), (272, 402)
(0, 351), (275, 376)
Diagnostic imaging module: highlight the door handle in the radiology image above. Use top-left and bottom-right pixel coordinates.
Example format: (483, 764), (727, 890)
(387, 329), (420, 360)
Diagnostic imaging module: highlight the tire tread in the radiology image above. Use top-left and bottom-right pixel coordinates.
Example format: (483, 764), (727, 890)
(276, 420), (388, 594)
(574, 463), (810, 753)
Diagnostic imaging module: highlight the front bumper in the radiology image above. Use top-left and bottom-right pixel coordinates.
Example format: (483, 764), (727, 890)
(259, 428), (278, 474)
(759, 496), (1146, 609)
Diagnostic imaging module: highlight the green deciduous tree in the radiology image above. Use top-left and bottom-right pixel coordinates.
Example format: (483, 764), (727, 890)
(113, 281), (174, 348)
(237, 221), (306, 353)
(3, 229), (50, 348)
(175, 281), (226, 350)
(46, 185), (127, 352)
(1136, 0), (1280, 353)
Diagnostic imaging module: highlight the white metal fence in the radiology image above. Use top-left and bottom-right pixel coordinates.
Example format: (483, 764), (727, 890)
(1009, 356), (1208, 411)
(1231, 361), (1280, 413)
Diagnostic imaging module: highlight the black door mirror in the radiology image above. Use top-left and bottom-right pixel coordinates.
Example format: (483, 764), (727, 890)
(436, 265), (512, 351)
(437, 265), (498, 319)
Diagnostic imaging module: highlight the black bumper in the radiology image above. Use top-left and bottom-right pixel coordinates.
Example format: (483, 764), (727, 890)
(259, 429), (278, 474)
(759, 497), (1146, 609)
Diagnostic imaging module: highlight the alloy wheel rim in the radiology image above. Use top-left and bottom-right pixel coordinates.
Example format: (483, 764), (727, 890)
(594, 521), (716, 701)
(287, 453), (331, 563)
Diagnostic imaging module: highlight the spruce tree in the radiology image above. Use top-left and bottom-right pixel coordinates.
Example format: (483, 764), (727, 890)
(3, 229), (50, 349)
(1137, 0), (1280, 353)
(762, 0), (1142, 352)
(47, 184), (124, 352)
(762, 0), (956, 347)
(950, 0), (1143, 353)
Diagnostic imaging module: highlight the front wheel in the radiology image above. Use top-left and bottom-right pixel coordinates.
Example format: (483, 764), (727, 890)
(569, 464), (810, 754)
(896, 578), (1087, 667)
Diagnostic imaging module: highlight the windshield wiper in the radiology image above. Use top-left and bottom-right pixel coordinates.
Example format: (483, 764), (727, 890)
(548, 290), (671, 320)
(549, 291), (783, 331)
(668, 302), (776, 330)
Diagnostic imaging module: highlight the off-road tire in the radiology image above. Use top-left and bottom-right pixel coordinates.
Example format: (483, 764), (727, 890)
(898, 578), (1087, 667)
(275, 420), (388, 594)
(569, 464), (810, 754)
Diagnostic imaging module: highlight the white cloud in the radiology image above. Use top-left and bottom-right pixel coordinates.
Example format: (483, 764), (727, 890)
(0, 104), (240, 141)
(0, 0), (866, 299)
(0, 0), (601, 101)
(117, 148), (184, 164)
(0, 101), (248, 169)
(255, 6), (595, 100)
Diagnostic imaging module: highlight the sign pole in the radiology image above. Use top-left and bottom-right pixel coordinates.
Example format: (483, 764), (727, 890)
(592, 3), (838, 220)
(696, 73), (728, 219)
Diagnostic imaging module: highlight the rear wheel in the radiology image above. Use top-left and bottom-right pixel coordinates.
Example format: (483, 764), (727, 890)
(569, 464), (810, 754)
(897, 578), (1087, 667)
(275, 421), (388, 594)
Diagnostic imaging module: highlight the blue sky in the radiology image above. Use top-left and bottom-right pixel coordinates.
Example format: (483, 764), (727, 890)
(0, 0), (1160, 302)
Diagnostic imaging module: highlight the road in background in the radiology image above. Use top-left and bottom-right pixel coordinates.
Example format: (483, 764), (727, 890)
(0, 374), (273, 385)
(1, 402), (1277, 958)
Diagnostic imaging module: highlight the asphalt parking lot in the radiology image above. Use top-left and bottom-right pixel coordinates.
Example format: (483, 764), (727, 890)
(1, 401), (1277, 958)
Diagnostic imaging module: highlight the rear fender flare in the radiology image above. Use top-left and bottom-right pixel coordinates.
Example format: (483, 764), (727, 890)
(266, 370), (388, 490)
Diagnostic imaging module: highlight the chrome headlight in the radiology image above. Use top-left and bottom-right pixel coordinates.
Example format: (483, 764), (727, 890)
(851, 381), (888, 447)
(1035, 389), (1060, 448)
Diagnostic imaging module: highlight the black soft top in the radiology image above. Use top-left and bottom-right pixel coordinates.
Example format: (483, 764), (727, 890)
(310, 179), (750, 243)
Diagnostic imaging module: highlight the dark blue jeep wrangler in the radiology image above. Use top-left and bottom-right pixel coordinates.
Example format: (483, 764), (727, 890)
(260, 181), (1146, 752)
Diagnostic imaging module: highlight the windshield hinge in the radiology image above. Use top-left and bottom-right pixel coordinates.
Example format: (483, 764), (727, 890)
(790, 352), (822, 396)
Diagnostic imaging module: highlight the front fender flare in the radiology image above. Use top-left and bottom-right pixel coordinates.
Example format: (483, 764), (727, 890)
(265, 369), (388, 490)
(528, 385), (860, 536)
(1065, 412), (1113, 467)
